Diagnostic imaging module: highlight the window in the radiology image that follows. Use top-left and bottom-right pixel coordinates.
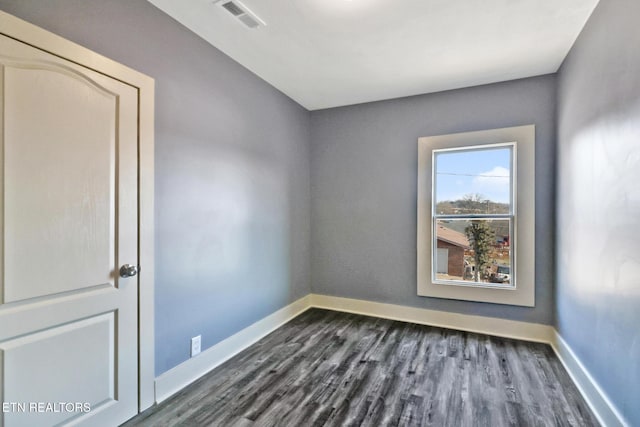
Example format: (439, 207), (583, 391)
(433, 144), (514, 287)
(417, 125), (535, 306)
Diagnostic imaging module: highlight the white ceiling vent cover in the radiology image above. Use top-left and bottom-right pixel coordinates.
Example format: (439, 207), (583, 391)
(214, 0), (266, 29)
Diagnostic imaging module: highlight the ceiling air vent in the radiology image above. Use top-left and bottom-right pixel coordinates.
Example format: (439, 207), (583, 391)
(221, 1), (244, 16)
(238, 14), (260, 29)
(214, 0), (266, 29)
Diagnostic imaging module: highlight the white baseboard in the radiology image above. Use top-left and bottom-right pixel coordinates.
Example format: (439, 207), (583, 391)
(310, 294), (554, 343)
(154, 295), (311, 403)
(550, 332), (629, 427)
(153, 292), (626, 427)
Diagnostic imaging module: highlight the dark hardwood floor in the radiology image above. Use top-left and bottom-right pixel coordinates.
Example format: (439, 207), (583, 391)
(125, 309), (599, 427)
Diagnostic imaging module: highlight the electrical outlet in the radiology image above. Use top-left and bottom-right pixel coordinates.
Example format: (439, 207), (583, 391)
(191, 335), (201, 357)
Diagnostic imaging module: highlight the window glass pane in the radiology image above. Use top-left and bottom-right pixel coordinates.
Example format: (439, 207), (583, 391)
(434, 147), (512, 215)
(434, 219), (512, 286)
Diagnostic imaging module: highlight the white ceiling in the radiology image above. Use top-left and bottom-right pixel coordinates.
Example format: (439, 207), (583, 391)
(148, 0), (599, 110)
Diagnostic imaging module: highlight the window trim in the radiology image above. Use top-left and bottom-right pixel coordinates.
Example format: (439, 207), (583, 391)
(417, 125), (535, 307)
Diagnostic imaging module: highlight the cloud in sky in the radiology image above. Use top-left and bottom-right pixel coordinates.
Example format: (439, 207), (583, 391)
(472, 166), (510, 203)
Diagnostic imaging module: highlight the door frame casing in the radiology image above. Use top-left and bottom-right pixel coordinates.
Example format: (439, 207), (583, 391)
(0, 10), (156, 411)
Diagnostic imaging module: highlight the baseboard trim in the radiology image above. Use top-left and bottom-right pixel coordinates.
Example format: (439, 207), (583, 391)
(310, 294), (554, 343)
(152, 292), (626, 426)
(154, 295), (311, 403)
(550, 332), (629, 427)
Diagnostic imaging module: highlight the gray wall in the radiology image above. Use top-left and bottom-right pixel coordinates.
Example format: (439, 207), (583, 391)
(556, 0), (640, 424)
(7, 6), (637, 423)
(310, 75), (556, 325)
(0, 0), (311, 376)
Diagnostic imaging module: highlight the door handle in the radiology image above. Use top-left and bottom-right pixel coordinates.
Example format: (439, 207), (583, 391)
(119, 264), (139, 278)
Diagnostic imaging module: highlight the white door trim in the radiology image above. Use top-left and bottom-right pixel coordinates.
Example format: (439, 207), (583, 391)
(0, 10), (156, 411)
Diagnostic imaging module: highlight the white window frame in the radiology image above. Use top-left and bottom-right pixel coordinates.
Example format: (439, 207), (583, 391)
(432, 142), (516, 288)
(417, 125), (535, 307)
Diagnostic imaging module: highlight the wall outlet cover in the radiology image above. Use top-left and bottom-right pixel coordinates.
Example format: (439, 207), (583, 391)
(191, 335), (201, 357)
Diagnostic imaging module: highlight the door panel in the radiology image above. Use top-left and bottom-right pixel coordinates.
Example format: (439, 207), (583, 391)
(3, 62), (117, 303)
(0, 33), (139, 427)
(1, 313), (115, 427)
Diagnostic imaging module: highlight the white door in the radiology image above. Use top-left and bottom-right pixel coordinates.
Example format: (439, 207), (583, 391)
(436, 248), (449, 274)
(0, 33), (139, 427)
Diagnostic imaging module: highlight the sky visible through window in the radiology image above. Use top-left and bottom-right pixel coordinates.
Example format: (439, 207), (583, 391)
(435, 147), (511, 204)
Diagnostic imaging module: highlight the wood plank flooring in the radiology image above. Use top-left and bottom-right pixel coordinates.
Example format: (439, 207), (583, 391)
(124, 309), (599, 427)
